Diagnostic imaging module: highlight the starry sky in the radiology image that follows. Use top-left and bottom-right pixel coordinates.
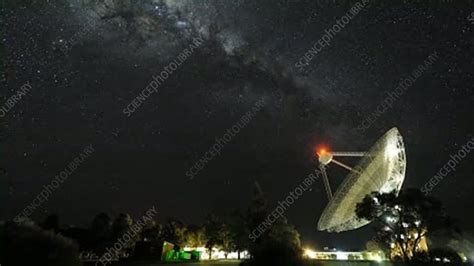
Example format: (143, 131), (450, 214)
(2, 0), (474, 249)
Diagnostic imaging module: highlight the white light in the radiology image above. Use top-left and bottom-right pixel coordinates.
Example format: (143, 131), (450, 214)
(385, 215), (396, 223)
(373, 254), (383, 262)
(335, 252), (348, 260)
(183, 246), (249, 260)
(176, 21), (189, 28)
(303, 248), (317, 259)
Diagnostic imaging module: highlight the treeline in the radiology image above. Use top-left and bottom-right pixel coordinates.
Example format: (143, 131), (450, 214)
(0, 185), (304, 266)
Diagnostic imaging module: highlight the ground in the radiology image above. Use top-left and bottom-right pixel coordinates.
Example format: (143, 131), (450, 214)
(98, 260), (392, 266)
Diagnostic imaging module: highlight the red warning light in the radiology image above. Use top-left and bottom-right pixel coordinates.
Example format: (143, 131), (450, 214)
(316, 145), (330, 156)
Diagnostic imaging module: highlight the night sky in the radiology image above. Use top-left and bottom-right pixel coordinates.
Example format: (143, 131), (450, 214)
(2, 0), (474, 249)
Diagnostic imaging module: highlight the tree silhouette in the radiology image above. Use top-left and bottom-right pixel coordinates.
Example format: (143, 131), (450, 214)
(61, 226), (90, 251)
(244, 182), (303, 266)
(356, 188), (452, 262)
(112, 213), (133, 239)
(40, 214), (60, 233)
(186, 224), (206, 248)
(219, 223), (235, 259)
(204, 213), (223, 259)
(90, 212), (112, 251)
(140, 219), (162, 242)
(161, 219), (187, 247)
(228, 210), (249, 259)
(1, 221), (81, 266)
(247, 181), (269, 244)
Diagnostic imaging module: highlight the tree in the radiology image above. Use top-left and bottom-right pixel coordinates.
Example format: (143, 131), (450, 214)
(61, 226), (90, 251)
(89, 212), (112, 251)
(111, 213), (134, 251)
(246, 181), (269, 245)
(112, 213), (133, 239)
(140, 219), (162, 242)
(244, 182), (303, 266)
(366, 239), (384, 252)
(219, 224), (235, 259)
(356, 188), (451, 262)
(1, 221), (81, 266)
(228, 210), (249, 260)
(40, 214), (60, 233)
(185, 225), (206, 248)
(245, 217), (303, 266)
(91, 212), (112, 239)
(204, 213), (223, 260)
(161, 219), (187, 247)
(266, 217), (301, 251)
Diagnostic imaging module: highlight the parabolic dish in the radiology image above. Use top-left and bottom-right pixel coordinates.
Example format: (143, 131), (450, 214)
(317, 127), (406, 232)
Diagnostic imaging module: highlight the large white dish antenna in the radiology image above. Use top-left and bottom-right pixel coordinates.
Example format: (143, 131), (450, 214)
(317, 127), (406, 232)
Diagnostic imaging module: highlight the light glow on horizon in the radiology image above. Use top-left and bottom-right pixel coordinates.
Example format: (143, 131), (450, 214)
(183, 246), (249, 260)
(302, 248), (386, 262)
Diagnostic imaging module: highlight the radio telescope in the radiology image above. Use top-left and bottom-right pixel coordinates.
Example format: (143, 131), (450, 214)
(317, 127), (406, 233)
